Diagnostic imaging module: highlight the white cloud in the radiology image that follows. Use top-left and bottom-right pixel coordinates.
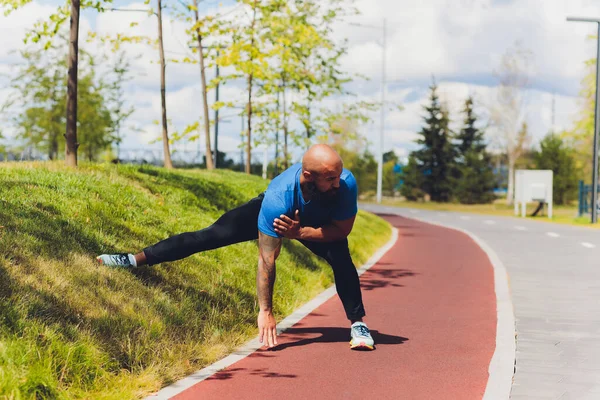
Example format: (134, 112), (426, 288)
(0, 0), (597, 162)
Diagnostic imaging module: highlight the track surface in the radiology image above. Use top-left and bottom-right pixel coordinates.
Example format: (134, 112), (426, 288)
(173, 214), (497, 400)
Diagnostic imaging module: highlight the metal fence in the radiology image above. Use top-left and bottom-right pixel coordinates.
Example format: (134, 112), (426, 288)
(579, 180), (593, 216)
(0, 147), (50, 162)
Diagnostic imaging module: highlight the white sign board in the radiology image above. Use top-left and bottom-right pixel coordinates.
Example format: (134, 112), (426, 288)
(514, 169), (553, 218)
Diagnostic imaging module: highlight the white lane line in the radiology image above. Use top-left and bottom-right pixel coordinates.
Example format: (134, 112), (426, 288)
(437, 212), (445, 217)
(409, 209), (419, 214)
(514, 226), (527, 231)
(460, 216), (471, 220)
(546, 232), (560, 238)
(582, 242), (596, 248)
(483, 220), (496, 225)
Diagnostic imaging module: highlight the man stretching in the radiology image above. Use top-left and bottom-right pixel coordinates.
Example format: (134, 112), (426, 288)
(97, 144), (375, 350)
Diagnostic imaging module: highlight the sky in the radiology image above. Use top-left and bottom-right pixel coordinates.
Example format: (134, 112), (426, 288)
(1, 0), (600, 164)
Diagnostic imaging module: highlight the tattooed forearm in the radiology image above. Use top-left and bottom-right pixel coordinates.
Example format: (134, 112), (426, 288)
(257, 232), (282, 312)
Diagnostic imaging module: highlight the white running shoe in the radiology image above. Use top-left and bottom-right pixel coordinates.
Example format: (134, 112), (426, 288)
(96, 253), (135, 268)
(349, 321), (375, 350)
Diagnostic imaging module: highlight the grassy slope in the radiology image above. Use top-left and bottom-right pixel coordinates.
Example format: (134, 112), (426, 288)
(0, 162), (391, 399)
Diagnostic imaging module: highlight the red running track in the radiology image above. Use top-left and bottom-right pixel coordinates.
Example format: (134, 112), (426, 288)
(173, 214), (497, 400)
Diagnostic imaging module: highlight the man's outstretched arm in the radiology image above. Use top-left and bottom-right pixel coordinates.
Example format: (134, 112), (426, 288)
(257, 231), (282, 348)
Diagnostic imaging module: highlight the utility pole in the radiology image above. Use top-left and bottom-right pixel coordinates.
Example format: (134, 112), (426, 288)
(349, 19), (387, 203)
(377, 18), (387, 204)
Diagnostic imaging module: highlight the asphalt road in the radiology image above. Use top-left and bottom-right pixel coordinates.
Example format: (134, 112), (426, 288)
(361, 204), (600, 400)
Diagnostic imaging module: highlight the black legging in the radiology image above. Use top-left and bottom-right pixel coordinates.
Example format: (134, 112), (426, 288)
(143, 193), (365, 321)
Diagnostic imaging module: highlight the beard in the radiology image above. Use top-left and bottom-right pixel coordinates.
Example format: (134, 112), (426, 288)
(306, 182), (339, 205)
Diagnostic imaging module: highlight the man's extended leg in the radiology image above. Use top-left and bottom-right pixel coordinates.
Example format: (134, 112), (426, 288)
(300, 238), (374, 350)
(98, 194), (263, 267)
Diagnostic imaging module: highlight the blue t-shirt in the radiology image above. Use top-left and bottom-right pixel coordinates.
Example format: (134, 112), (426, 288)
(257, 163), (358, 238)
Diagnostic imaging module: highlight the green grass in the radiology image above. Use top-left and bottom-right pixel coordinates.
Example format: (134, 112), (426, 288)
(370, 197), (598, 228)
(0, 162), (391, 399)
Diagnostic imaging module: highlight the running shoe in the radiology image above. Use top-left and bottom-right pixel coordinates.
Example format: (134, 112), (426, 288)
(350, 321), (375, 350)
(96, 253), (135, 268)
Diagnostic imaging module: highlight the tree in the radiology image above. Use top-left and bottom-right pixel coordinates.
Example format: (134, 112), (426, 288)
(1, 0), (120, 166)
(453, 96), (495, 204)
(562, 39), (596, 182)
(218, 0), (358, 173)
(100, 2), (177, 168)
(215, 0), (269, 173)
(154, 0), (173, 168)
(176, 0), (230, 169)
(269, 0), (354, 166)
(2, 43), (130, 161)
(489, 41), (533, 204)
(5, 47), (66, 160)
(399, 153), (425, 201)
(106, 53), (135, 161)
(65, 0), (81, 167)
(411, 81), (455, 202)
(533, 133), (578, 205)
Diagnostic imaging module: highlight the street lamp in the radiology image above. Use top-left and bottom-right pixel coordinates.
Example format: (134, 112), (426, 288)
(567, 17), (600, 223)
(349, 19), (387, 204)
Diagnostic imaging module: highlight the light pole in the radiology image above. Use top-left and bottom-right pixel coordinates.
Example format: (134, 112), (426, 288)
(567, 17), (600, 223)
(350, 19), (387, 203)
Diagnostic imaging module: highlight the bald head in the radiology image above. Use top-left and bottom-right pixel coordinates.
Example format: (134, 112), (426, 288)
(301, 144), (343, 176)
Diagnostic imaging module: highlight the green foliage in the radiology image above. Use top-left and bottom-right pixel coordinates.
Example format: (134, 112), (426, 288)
(453, 96), (495, 204)
(410, 81), (455, 202)
(562, 39), (597, 181)
(216, 0), (362, 163)
(382, 160), (398, 195)
(533, 133), (579, 205)
(454, 150), (496, 204)
(1, 0), (114, 49)
(0, 162), (391, 398)
(329, 142), (378, 195)
(1, 42), (132, 161)
(399, 153), (425, 201)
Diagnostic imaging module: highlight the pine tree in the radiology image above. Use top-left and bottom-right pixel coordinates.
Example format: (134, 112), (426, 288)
(412, 82), (455, 202)
(454, 96), (496, 204)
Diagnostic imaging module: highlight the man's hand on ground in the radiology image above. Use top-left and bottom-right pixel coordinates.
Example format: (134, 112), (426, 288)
(273, 210), (301, 239)
(258, 310), (278, 348)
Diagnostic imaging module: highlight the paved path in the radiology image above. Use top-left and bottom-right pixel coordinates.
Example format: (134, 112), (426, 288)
(363, 205), (600, 400)
(151, 214), (497, 399)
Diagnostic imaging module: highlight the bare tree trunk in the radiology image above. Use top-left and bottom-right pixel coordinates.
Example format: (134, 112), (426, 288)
(157, 0), (173, 169)
(282, 79), (288, 170)
(274, 90), (280, 175)
(507, 160), (515, 205)
(491, 42), (532, 204)
(193, 0), (213, 170)
(50, 131), (59, 160)
(65, 0), (80, 167)
(245, 1), (258, 174)
(246, 73), (253, 174)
